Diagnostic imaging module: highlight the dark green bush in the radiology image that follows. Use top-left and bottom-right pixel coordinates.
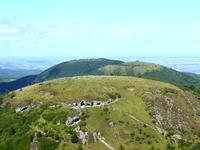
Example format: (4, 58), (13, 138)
(192, 142), (200, 150)
(103, 107), (109, 114)
(79, 121), (87, 127)
(38, 137), (58, 150)
(178, 139), (191, 149)
(71, 133), (79, 143)
(119, 144), (125, 150)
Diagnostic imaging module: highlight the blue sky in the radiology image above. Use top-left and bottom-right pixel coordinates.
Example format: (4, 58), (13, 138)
(0, 0), (200, 58)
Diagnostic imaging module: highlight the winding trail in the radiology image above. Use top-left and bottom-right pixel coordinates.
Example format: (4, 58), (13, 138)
(97, 138), (116, 150)
(114, 107), (165, 136)
(127, 113), (159, 132)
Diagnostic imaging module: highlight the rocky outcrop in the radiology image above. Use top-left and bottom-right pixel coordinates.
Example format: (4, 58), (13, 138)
(108, 121), (115, 128)
(75, 126), (88, 145)
(65, 115), (80, 126)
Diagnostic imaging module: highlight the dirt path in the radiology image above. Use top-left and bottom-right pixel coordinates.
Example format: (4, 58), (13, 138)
(114, 107), (164, 135)
(97, 137), (116, 150)
(86, 126), (116, 150)
(126, 113), (158, 132)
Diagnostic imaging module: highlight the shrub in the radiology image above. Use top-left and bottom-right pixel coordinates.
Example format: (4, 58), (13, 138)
(79, 121), (87, 127)
(77, 145), (83, 150)
(163, 88), (177, 95)
(37, 132), (43, 138)
(81, 113), (89, 121)
(38, 137), (58, 150)
(150, 146), (156, 150)
(166, 140), (175, 150)
(71, 133), (79, 143)
(152, 120), (156, 124)
(135, 136), (141, 141)
(197, 130), (200, 138)
(166, 127), (174, 137)
(7, 92), (16, 99)
(119, 145), (125, 150)
(178, 139), (191, 149)
(7, 127), (16, 135)
(147, 141), (151, 145)
(107, 92), (121, 99)
(42, 109), (68, 123)
(192, 142), (200, 150)
(0, 96), (3, 105)
(130, 133), (135, 139)
(103, 107), (109, 114)
(0, 128), (3, 134)
(118, 120), (124, 124)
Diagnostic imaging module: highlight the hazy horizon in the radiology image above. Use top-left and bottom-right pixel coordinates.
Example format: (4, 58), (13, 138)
(1, 56), (200, 75)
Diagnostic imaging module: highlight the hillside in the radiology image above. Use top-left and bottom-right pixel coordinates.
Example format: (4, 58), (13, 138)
(0, 75), (37, 94)
(35, 58), (123, 82)
(0, 69), (41, 83)
(1, 58), (200, 97)
(96, 61), (200, 89)
(1, 76), (200, 150)
(35, 59), (200, 90)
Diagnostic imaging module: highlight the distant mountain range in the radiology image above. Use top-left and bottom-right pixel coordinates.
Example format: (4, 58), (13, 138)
(0, 58), (200, 95)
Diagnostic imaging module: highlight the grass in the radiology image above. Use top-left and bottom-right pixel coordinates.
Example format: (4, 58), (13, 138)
(1, 76), (200, 149)
(84, 106), (167, 150)
(11, 76), (179, 106)
(97, 61), (162, 76)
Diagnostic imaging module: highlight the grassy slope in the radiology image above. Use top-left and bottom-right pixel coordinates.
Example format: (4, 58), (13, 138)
(10, 76), (200, 132)
(0, 75), (37, 94)
(35, 58), (123, 82)
(35, 59), (200, 94)
(1, 76), (199, 149)
(2, 59), (200, 101)
(96, 61), (200, 88)
(96, 61), (162, 76)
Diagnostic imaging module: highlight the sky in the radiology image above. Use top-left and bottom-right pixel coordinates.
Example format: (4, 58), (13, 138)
(0, 0), (200, 59)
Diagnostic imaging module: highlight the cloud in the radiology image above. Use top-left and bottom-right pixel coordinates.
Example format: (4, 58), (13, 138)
(0, 17), (200, 46)
(0, 18), (47, 41)
(0, 18), (11, 26)
(0, 28), (19, 34)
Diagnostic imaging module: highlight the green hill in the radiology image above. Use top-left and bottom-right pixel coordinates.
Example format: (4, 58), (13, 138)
(96, 61), (162, 76)
(35, 59), (200, 96)
(96, 61), (200, 89)
(35, 58), (123, 82)
(34, 59), (200, 89)
(1, 76), (200, 150)
(1, 58), (200, 98)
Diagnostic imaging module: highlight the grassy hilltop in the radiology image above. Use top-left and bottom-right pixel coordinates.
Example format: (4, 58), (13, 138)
(1, 76), (200, 150)
(36, 59), (200, 93)
(1, 59), (200, 97)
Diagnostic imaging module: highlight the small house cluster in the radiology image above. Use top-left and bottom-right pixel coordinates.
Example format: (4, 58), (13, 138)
(72, 100), (114, 108)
